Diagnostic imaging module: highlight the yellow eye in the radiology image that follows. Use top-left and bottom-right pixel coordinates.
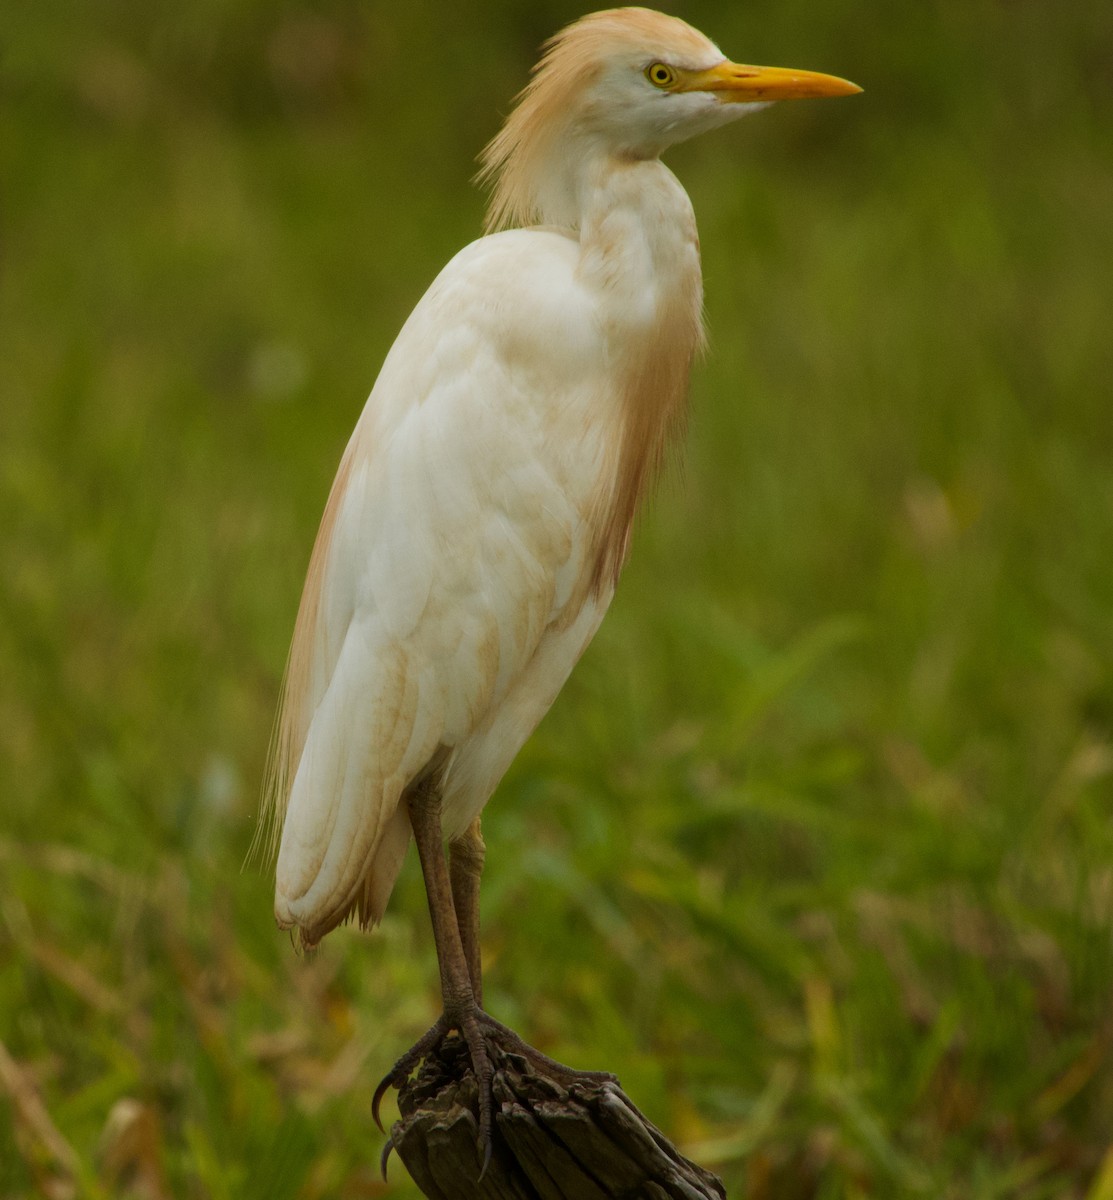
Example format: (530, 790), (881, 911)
(645, 62), (678, 89)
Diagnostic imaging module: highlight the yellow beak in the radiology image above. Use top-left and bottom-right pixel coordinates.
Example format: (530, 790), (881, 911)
(680, 61), (862, 102)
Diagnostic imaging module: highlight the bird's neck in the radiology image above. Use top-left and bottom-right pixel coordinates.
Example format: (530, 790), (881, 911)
(570, 155), (705, 592)
(574, 155), (701, 332)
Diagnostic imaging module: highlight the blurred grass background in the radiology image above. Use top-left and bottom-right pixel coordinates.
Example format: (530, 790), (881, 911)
(2, 0), (1112, 1196)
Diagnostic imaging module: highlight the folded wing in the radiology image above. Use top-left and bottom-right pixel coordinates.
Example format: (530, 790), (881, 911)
(262, 230), (612, 945)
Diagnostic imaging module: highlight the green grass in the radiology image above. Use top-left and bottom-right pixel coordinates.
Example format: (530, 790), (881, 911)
(2, 1), (1112, 1196)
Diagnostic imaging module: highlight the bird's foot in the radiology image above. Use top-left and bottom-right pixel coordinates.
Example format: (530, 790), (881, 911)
(373, 1006), (617, 1179)
(373, 1003), (496, 1176)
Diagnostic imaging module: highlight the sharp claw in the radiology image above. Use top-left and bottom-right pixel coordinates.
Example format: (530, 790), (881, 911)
(371, 1073), (394, 1133)
(380, 1133), (395, 1180)
(478, 1131), (493, 1180)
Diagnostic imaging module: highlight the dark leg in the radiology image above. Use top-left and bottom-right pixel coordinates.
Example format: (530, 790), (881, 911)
(408, 783), (476, 1021)
(374, 787), (617, 1178)
(449, 818), (485, 1007)
(374, 782), (495, 1169)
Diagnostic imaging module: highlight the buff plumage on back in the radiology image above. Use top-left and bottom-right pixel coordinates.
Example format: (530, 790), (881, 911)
(478, 7), (717, 232)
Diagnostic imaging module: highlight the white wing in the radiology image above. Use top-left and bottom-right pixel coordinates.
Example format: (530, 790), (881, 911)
(265, 229), (617, 945)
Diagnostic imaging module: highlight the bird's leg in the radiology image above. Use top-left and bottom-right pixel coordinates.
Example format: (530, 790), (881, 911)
(408, 782), (476, 1024)
(447, 814), (616, 1090)
(449, 818), (485, 1008)
(373, 782), (496, 1167)
(374, 793), (615, 1169)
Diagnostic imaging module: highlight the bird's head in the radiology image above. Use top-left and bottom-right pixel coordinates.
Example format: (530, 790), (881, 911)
(480, 7), (861, 231)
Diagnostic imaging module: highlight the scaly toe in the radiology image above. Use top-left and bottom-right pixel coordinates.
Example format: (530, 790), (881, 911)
(475, 1010), (620, 1088)
(454, 1004), (496, 1168)
(372, 1015), (449, 1131)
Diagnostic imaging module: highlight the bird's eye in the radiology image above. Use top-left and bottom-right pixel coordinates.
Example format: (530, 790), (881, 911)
(645, 62), (678, 89)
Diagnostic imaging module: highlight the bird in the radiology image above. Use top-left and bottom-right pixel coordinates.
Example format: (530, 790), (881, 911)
(262, 5), (859, 1163)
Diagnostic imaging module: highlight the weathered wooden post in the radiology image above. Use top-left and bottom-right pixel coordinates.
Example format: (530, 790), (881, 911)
(385, 1033), (726, 1199)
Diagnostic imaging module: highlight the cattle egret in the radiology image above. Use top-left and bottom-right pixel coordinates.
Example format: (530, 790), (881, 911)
(263, 5), (859, 1162)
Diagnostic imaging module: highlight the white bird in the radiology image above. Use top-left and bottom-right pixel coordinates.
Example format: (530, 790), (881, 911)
(263, 5), (858, 1157)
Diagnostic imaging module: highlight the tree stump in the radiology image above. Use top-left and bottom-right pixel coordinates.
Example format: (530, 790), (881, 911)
(387, 1033), (726, 1200)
